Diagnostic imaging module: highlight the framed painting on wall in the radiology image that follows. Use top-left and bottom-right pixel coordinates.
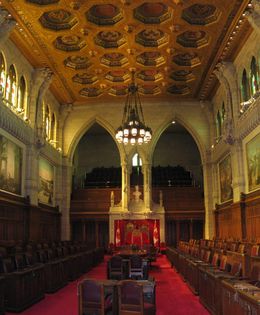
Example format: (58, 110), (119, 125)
(0, 133), (22, 195)
(219, 154), (233, 203)
(246, 133), (260, 192)
(38, 157), (54, 205)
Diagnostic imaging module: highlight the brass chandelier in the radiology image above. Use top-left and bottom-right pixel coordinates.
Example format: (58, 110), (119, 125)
(115, 72), (152, 145)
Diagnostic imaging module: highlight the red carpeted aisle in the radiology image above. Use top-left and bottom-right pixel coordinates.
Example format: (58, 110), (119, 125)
(7, 255), (209, 315)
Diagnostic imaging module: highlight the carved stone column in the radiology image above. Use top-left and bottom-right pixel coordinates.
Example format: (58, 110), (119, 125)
(142, 163), (152, 211)
(245, 0), (260, 32)
(60, 157), (73, 240)
(231, 140), (246, 201)
(202, 152), (215, 239)
(57, 103), (73, 150)
(121, 160), (130, 211)
(214, 62), (240, 128)
(28, 68), (53, 131)
(0, 8), (16, 44)
(24, 144), (40, 205)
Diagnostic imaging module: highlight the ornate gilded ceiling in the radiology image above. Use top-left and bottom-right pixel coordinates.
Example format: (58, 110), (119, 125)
(3, 0), (251, 104)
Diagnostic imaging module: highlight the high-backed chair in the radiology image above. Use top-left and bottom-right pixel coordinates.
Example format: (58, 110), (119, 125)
(129, 255), (144, 280)
(108, 255), (123, 280)
(78, 279), (112, 315)
(118, 280), (156, 315)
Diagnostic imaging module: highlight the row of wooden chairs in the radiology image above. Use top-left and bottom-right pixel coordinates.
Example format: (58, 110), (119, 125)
(0, 241), (104, 313)
(166, 239), (260, 315)
(107, 255), (149, 280)
(78, 278), (156, 315)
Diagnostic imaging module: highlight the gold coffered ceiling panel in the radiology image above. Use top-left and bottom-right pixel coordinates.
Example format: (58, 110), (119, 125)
(3, 0), (251, 104)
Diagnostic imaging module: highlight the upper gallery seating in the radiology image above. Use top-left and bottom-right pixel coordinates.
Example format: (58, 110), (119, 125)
(152, 165), (193, 187)
(166, 238), (260, 315)
(85, 167), (121, 188)
(0, 241), (104, 313)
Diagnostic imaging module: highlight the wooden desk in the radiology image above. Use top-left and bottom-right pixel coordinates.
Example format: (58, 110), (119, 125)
(115, 249), (147, 258)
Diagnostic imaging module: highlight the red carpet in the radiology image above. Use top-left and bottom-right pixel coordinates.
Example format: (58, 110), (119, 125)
(7, 255), (209, 315)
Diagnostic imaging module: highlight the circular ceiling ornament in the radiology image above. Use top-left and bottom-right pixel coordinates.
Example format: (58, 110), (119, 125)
(54, 35), (86, 51)
(64, 56), (91, 70)
(134, 2), (171, 24)
(136, 51), (165, 66)
(95, 31), (126, 48)
(177, 31), (209, 48)
(139, 84), (161, 95)
(100, 53), (128, 67)
(170, 70), (195, 82)
(167, 84), (190, 95)
(79, 87), (103, 97)
(105, 70), (130, 82)
(182, 4), (221, 25)
(136, 29), (169, 47)
(86, 4), (123, 25)
(137, 69), (163, 81)
(172, 52), (201, 67)
(72, 73), (98, 84)
(39, 9), (77, 30)
(109, 85), (128, 96)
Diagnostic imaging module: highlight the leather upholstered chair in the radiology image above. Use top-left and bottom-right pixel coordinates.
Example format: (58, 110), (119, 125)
(118, 280), (156, 315)
(129, 255), (144, 280)
(78, 279), (112, 315)
(108, 255), (123, 280)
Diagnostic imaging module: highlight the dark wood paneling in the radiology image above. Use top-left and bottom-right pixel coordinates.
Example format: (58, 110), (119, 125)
(0, 191), (61, 242)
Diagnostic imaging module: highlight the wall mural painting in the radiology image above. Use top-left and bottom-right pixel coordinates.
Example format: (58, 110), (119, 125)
(247, 133), (260, 192)
(38, 157), (54, 205)
(0, 134), (22, 195)
(219, 154), (233, 203)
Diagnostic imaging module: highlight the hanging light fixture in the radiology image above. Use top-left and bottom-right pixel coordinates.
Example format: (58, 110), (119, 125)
(115, 71), (152, 145)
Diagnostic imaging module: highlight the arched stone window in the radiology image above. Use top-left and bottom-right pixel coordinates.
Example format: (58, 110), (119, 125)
(6, 65), (17, 106)
(0, 52), (6, 95)
(250, 56), (259, 95)
(241, 68), (250, 102)
(132, 153), (142, 167)
(216, 110), (222, 139)
(44, 105), (50, 140)
(18, 76), (26, 112)
(50, 113), (56, 146)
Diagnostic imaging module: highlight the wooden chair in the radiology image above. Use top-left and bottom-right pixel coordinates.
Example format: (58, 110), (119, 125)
(129, 255), (144, 280)
(118, 280), (155, 315)
(108, 255), (123, 280)
(78, 279), (112, 315)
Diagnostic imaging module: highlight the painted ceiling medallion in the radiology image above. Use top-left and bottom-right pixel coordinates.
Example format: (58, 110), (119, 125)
(79, 87), (102, 97)
(134, 2), (171, 24)
(137, 69), (163, 82)
(136, 51), (165, 66)
(54, 35), (86, 51)
(72, 73), (98, 84)
(39, 10), (77, 30)
(136, 29), (168, 47)
(182, 4), (221, 25)
(170, 70), (195, 82)
(109, 85), (128, 96)
(100, 53), (128, 67)
(64, 56), (91, 70)
(26, 0), (59, 4)
(86, 4), (123, 26)
(172, 52), (201, 67)
(139, 84), (161, 95)
(177, 30), (209, 48)
(105, 70), (130, 82)
(167, 84), (190, 95)
(95, 31), (126, 48)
